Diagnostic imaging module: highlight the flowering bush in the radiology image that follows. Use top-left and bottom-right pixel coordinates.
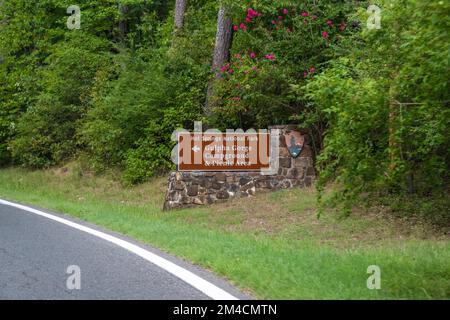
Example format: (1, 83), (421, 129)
(211, 0), (357, 128)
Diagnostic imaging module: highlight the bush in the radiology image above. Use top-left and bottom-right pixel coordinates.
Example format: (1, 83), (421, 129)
(298, 0), (450, 212)
(80, 1), (216, 181)
(210, 0), (359, 128)
(9, 33), (113, 167)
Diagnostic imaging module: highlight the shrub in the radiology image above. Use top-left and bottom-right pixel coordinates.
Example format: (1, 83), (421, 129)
(9, 33), (113, 167)
(211, 0), (359, 128)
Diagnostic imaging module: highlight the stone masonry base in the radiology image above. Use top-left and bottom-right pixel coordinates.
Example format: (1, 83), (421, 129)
(163, 125), (315, 210)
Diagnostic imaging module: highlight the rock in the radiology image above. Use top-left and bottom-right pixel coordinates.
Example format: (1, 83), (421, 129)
(294, 157), (311, 168)
(280, 180), (292, 189)
(180, 196), (191, 204)
(256, 180), (269, 189)
(229, 184), (240, 193)
(305, 177), (312, 187)
(247, 172), (260, 177)
(297, 167), (305, 179)
(174, 181), (185, 191)
(279, 135), (287, 147)
(200, 179), (212, 189)
(206, 195), (216, 204)
(180, 172), (192, 181)
(279, 147), (290, 157)
(279, 157), (291, 168)
(269, 179), (280, 188)
(216, 190), (230, 199)
(241, 182), (254, 191)
(187, 185), (199, 196)
(198, 186), (207, 195)
(287, 168), (298, 179)
(239, 177), (251, 185)
(215, 173), (226, 181)
(212, 182), (223, 190)
(193, 196), (205, 205)
(306, 166), (316, 177)
(168, 191), (180, 201)
(226, 175), (235, 183)
(299, 145), (313, 157)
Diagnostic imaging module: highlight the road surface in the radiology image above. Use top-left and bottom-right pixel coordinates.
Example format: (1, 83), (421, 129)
(0, 200), (248, 300)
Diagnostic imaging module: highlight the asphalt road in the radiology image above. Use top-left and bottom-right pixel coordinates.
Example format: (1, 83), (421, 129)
(0, 201), (247, 300)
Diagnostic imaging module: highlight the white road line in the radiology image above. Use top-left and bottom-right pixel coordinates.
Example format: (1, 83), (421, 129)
(0, 199), (238, 300)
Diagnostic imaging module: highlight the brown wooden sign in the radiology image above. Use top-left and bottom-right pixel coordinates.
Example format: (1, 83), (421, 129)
(177, 132), (271, 171)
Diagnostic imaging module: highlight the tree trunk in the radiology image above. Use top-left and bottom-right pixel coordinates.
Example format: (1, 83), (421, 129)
(119, 4), (129, 40)
(174, 0), (187, 31)
(211, 6), (233, 77)
(388, 81), (400, 174)
(388, 99), (398, 171)
(156, 0), (169, 21)
(204, 5), (233, 117)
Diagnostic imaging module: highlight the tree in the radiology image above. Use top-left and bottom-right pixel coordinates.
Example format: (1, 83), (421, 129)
(119, 3), (129, 40)
(205, 4), (233, 117)
(174, 0), (187, 31)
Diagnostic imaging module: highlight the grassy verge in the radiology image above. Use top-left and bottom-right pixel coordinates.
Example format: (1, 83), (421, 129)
(0, 166), (449, 299)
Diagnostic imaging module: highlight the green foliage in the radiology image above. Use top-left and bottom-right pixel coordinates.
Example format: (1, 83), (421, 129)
(0, 0), (212, 179)
(122, 104), (201, 184)
(78, 1), (215, 183)
(0, 0), (448, 214)
(9, 33), (113, 167)
(298, 0), (450, 212)
(211, 0), (361, 128)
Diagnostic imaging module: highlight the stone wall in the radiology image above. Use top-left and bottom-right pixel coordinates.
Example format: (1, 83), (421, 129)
(163, 125), (315, 210)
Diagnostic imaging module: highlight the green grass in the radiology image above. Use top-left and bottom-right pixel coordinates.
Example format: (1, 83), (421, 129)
(0, 166), (449, 299)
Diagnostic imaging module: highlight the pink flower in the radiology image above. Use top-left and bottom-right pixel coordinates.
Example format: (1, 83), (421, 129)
(326, 20), (333, 26)
(234, 53), (241, 59)
(246, 17), (251, 23)
(240, 23), (247, 30)
(301, 12), (309, 17)
(247, 8), (261, 19)
(220, 66), (228, 72)
(247, 8), (256, 18)
(278, 16), (283, 21)
(228, 69), (234, 74)
(312, 15), (318, 20)
(271, 20), (276, 25)
(309, 68), (316, 73)
(283, 9), (289, 15)
(250, 52), (256, 59)
(233, 25), (239, 31)
(322, 31), (329, 39)
(303, 72), (308, 77)
(265, 54), (275, 60)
